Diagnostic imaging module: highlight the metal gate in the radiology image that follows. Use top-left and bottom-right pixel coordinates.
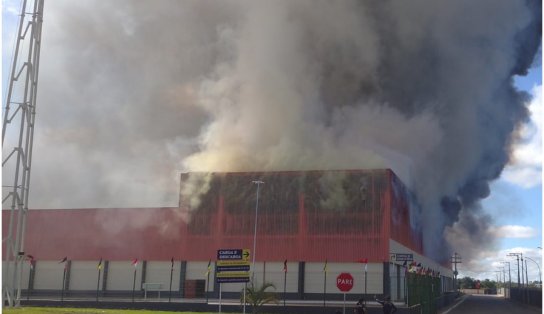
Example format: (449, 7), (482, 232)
(406, 273), (441, 314)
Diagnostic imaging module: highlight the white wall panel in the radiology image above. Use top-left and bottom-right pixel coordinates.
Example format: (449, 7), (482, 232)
(34, 261), (65, 290)
(107, 261), (142, 291)
(145, 261), (180, 291)
(70, 261), (99, 290)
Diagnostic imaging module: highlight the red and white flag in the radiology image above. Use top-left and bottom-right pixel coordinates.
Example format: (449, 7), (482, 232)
(27, 255), (35, 270)
(357, 258), (368, 272)
(131, 258), (138, 268)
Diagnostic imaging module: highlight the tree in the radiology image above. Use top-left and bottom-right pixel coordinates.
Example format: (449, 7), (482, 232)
(458, 276), (475, 289)
(240, 281), (279, 314)
(458, 276), (499, 290)
(480, 279), (496, 289)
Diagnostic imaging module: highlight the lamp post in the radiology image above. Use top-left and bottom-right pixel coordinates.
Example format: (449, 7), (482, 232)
(251, 180), (264, 283)
(524, 256), (541, 286)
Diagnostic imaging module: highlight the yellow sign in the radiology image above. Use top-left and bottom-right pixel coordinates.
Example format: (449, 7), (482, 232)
(216, 271), (250, 278)
(242, 249), (250, 261)
(217, 260), (250, 267)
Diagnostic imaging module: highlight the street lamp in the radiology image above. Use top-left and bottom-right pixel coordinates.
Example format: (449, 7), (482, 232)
(251, 180), (264, 283)
(525, 256), (541, 286)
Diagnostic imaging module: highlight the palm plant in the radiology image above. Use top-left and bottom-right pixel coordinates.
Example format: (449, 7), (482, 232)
(240, 281), (279, 314)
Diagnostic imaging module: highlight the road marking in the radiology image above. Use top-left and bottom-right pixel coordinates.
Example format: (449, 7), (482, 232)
(441, 295), (469, 314)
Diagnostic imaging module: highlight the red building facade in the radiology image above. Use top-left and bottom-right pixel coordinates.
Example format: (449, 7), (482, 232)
(3, 169), (423, 263)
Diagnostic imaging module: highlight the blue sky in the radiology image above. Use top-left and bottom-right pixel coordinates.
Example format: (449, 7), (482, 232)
(469, 63), (542, 281)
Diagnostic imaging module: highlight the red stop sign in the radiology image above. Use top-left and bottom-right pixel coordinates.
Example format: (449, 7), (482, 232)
(336, 272), (354, 292)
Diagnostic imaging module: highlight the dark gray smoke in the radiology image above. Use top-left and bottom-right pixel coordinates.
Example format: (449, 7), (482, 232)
(9, 0), (540, 261)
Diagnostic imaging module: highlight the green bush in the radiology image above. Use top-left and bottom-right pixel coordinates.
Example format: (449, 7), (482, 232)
(240, 281), (279, 314)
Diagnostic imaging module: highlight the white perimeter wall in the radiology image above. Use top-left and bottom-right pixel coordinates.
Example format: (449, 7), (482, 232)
(305, 262), (383, 295)
(7, 260), (388, 295)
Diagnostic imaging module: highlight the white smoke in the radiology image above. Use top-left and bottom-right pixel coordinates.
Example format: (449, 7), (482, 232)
(5, 0), (539, 261)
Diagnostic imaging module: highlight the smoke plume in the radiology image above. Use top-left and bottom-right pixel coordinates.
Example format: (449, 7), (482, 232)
(9, 0), (540, 261)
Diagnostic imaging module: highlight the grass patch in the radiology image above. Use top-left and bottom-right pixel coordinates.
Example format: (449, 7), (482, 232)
(3, 307), (219, 314)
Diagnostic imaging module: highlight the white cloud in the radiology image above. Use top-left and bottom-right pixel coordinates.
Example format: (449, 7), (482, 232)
(490, 225), (539, 238)
(459, 247), (542, 282)
(502, 85), (542, 188)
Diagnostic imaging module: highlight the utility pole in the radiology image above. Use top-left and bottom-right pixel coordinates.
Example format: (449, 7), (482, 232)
(507, 253), (522, 287)
(503, 267), (507, 297)
(451, 252), (462, 292)
(501, 261), (511, 297)
(2, 0), (45, 307)
(521, 253), (525, 287)
(525, 259), (529, 287)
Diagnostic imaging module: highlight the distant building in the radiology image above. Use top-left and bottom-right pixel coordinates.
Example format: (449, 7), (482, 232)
(2, 169), (453, 300)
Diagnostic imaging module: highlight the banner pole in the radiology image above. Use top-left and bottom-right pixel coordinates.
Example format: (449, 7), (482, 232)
(207, 271), (210, 304)
(323, 271), (327, 307)
(283, 270), (287, 306)
(61, 267), (66, 302)
(169, 263), (173, 302)
(96, 268), (101, 302)
(27, 262), (33, 301)
(364, 265), (368, 297)
(132, 268), (137, 302)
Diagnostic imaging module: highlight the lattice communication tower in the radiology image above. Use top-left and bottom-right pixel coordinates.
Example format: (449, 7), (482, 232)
(2, 0), (44, 307)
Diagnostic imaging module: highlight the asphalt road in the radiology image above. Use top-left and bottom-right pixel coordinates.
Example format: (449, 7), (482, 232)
(443, 294), (541, 314)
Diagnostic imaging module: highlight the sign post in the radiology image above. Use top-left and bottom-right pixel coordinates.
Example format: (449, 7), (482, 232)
(216, 249), (251, 314)
(216, 251), (251, 283)
(336, 273), (354, 314)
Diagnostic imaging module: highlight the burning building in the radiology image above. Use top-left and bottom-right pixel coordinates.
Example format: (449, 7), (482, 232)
(2, 169), (453, 301)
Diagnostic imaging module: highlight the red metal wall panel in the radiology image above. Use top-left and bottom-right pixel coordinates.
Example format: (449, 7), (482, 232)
(2, 208), (187, 261)
(2, 169), (424, 263)
(388, 171), (424, 254)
